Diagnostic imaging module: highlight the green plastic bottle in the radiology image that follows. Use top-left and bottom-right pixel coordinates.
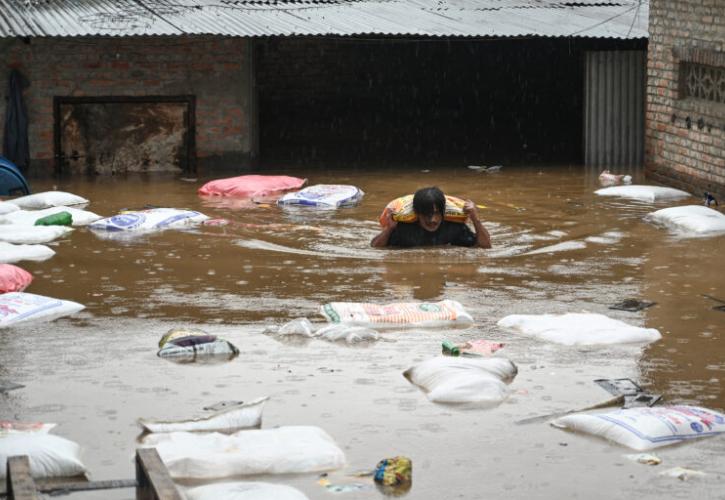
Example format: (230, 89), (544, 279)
(34, 211), (73, 226)
(442, 340), (460, 356)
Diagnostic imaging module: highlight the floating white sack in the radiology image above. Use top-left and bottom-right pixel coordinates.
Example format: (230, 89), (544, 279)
(0, 292), (85, 328)
(0, 225), (73, 245)
(1, 206), (101, 227)
(644, 205), (725, 236)
(320, 300), (473, 328)
(594, 185), (690, 202)
(0, 242), (55, 263)
(497, 312), (661, 345)
(404, 357), (517, 405)
(89, 208), (209, 233)
(551, 406), (725, 451)
(316, 324), (379, 343)
(0, 201), (19, 215)
(277, 184), (364, 208)
(142, 426), (345, 479)
(7, 191), (88, 210)
(139, 397), (268, 433)
(0, 434), (87, 479)
(186, 482), (309, 500)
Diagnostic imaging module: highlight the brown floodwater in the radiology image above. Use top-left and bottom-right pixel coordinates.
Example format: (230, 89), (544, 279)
(1, 165), (724, 499)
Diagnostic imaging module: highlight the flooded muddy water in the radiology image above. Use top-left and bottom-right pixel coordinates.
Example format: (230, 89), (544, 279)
(2, 165), (724, 499)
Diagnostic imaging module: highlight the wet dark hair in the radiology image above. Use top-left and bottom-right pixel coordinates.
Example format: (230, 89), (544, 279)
(413, 187), (446, 217)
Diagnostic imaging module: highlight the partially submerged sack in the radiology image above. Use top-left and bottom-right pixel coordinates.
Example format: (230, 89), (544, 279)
(186, 482), (309, 500)
(142, 426), (345, 479)
(0, 225), (73, 244)
(0, 433), (86, 479)
(0, 264), (33, 293)
(320, 300), (473, 328)
(316, 324), (379, 343)
(644, 205), (725, 236)
(0, 242), (55, 264)
(404, 357), (517, 405)
(139, 396), (268, 433)
(0, 292), (85, 328)
(497, 312), (661, 346)
(198, 175), (307, 199)
(7, 191), (88, 210)
(552, 406), (725, 451)
(594, 185), (690, 202)
(89, 208), (209, 233)
(1, 206), (101, 227)
(379, 194), (468, 227)
(277, 184), (364, 208)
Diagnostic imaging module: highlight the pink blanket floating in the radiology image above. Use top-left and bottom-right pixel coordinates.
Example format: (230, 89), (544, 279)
(198, 175), (307, 199)
(0, 264), (33, 293)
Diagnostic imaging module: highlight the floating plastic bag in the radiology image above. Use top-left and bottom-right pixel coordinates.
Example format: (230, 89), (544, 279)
(277, 318), (316, 337)
(321, 300), (473, 328)
(142, 426), (345, 479)
(89, 208), (209, 233)
(644, 205), (725, 236)
(598, 171), (632, 186)
(277, 184), (364, 208)
(594, 185), (690, 202)
(552, 406), (725, 451)
(404, 357), (517, 405)
(0, 242), (55, 264)
(186, 481), (310, 500)
(139, 397), (268, 433)
(0, 421), (56, 435)
(0, 292), (85, 328)
(198, 175), (307, 199)
(316, 324), (379, 343)
(0, 264), (33, 293)
(6, 191), (88, 210)
(497, 312), (661, 346)
(0, 225), (73, 245)
(1, 206), (101, 227)
(0, 201), (19, 215)
(379, 194), (468, 227)
(0, 434), (87, 479)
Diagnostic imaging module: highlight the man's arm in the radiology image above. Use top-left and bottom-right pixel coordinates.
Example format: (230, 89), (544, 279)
(463, 200), (491, 249)
(371, 213), (398, 247)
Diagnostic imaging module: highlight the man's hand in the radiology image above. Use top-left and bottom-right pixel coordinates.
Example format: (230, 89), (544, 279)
(463, 199), (479, 222)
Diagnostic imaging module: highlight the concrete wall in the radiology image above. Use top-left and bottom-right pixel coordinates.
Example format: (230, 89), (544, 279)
(645, 0), (725, 199)
(0, 36), (254, 175)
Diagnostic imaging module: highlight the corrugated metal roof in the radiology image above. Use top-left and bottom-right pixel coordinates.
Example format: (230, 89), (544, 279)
(0, 0), (649, 39)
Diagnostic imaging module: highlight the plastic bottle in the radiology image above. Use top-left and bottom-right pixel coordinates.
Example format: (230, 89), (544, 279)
(34, 211), (72, 226)
(441, 340), (460, 356)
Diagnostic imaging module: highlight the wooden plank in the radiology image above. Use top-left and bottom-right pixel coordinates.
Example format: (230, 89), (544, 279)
(135, 448), (182, 500)
(6, 456), (37, 500)
(37, 479), (137, 495)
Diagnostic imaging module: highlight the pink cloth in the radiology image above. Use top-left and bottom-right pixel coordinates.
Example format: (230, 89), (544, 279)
(0, 264), (33, 294)
(198, 175), (306, 199)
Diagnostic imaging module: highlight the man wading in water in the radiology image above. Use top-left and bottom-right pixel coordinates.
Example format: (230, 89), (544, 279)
(371, 186), (491, 249)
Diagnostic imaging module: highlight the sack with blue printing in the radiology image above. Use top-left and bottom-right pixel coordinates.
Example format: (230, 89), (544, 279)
(0, 292), (85, 328)
(552, 406), (725, 451)
(89, 208), (209, 233)
(277, 184), (364, 208)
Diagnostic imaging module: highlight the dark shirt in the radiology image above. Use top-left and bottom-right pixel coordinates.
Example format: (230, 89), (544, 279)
(387, 221), (477, 248)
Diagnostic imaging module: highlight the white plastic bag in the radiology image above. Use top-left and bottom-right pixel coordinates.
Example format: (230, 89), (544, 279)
(277, 318), (316, 337)
(186, 482), (309, 500)
(320, 300), (473, 328)
(0, 292), (85, 328)
(1, 206), (101, 226)
(7, 191), (88, 210)
(404, 357), (517, 405)
(594, 185), (690, 202)
(89, 208), (209, 233)
(141, 426), (345, 479)
(496, 313), (661, 345)
(277, 184), (364, 208)
(0, 434), (86, 479)
(644, 205), (725, 236)
(139, 397), (268, 433)
(316, 324), (379, 343)
(0, 242), (56, 263)
(0, 225), (73, 245)
(552, 406), (725, 451)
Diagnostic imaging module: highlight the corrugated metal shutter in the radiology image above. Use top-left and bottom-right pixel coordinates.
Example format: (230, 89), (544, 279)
(584, 50), (645, 168)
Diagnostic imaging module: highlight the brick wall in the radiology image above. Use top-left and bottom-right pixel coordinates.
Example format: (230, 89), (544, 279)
(645, 0), (725, 200)
(0, 36), (253, 174)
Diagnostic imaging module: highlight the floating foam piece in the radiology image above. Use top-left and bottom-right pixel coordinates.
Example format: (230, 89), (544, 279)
(552, 406), (725, 451)
(0, 201), (19, 215)
(0, 225), (73, 244)
(594, 185), (691, 202)
(198, 175), (307, 198)
(7, 191), (88, 210)
(0, 264), (33, 293)
(320, 300), (473, 328)
(497, 312), (661, 345)
(644, 205), (725, 236)
(139, 397), (268, 433)
(277, 184), (364, 208)
(1, 206), (101, 226)
(89, 208), (209, 233)
(186, 482), (309, 500)
(142, 426), (345, 479)
(0, 434), (87, 479)
(0, 242), (55, 263)
(0, 292), (85, 328)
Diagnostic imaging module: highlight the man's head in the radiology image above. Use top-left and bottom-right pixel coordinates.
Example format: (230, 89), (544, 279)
(413, 186), (445, 232)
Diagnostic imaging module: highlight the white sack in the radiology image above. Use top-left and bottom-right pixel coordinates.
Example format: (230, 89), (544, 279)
(0, 434), (86, 479)
(89, 208), (209, 233)
(644, 205), (725, 236)
(320, 300), (473, 328)
(404, 357), (517, 405)
(316, 324), (379, 343)
(277, 184), (364, 208)
(1, 206), (101, 227)
(0, 202), (19, 215)
(0, 225), (73, 244)
(277, 318), (316, 337)
(186, 482), (309, 500)
(139, 397), (268, 433)
(0, 422), (56, 435)
(142, 426), (345, 479)
(0, 242), (55, 263)
(552, 406), (725, 451)
(497, 312), (661, 346)
(7, 191), (88, 210)
(0, 292), (85, 328)
(594, 185), (691, 202)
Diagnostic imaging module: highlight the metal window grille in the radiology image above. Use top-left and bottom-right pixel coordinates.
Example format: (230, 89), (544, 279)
(681, 62), (725, 104)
